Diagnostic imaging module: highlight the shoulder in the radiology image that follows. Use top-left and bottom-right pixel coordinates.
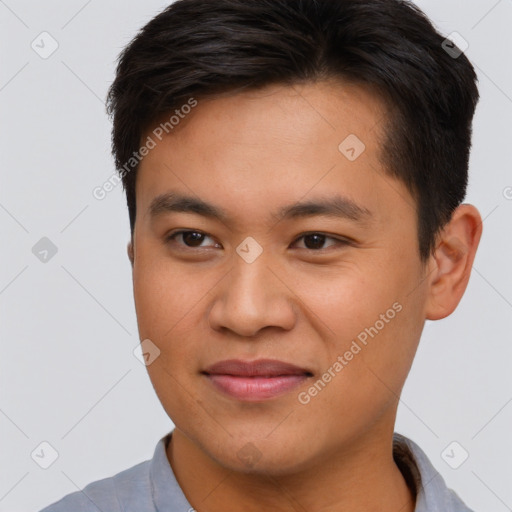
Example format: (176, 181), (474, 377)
(39, 458), (153, 512)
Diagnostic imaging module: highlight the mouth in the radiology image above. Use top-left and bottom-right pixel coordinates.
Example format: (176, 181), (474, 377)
(202, 359), (313, 402)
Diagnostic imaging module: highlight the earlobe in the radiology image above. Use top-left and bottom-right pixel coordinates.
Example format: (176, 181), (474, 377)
(127, 240), (134, 266)
(425, 204), (482, 321)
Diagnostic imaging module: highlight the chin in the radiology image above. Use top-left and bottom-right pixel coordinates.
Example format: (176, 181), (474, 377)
(200, 431), (315, 477)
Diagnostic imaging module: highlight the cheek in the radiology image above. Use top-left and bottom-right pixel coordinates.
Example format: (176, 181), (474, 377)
(287, 259), (399, 338)
(132, 246), (206, 340)
(291, 254), (423, 390)
(132, 253), (209, 424)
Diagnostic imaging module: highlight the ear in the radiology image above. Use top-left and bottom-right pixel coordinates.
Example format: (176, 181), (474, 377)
(425, 204), (482, 320)
(127, 239), (134, 267)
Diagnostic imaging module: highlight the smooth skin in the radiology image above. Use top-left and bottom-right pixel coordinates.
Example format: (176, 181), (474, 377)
(127, 80), (482, 512)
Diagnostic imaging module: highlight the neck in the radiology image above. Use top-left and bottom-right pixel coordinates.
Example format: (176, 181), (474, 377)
(166, 427), (416, 512)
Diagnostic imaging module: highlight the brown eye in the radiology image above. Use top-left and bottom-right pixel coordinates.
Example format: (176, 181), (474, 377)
(166, 230), (219, 249)
(181, 231), (205, 247)
(293, 233), (347, 251)
(303, 234), (327, 250)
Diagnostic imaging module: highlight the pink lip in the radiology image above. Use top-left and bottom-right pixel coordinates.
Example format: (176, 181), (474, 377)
(203, 359), (312, 401)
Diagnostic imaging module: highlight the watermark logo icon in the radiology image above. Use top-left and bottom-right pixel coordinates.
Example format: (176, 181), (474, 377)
(442, 32), (469, 59)
(133, 339), (161, 366)
(31, 441), (59, 469)
(236, 236), (263, 264)
(237, 442), (262, 468)
(31, 32), (59, 59)
(338, 134), (366, 161)
(441, 441), (469, 469)
(32, 237), (58, 263)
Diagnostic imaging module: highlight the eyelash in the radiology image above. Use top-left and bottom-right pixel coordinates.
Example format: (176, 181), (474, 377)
(165, 230), (351, 252)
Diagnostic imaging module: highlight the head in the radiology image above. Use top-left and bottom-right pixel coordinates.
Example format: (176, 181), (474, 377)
(107, 0), (482, 474)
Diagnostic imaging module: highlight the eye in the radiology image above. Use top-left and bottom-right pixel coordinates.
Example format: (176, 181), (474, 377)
(166, 230), (220, 249)
(292, 232), (349, 251)
(165, 230), (350, 252)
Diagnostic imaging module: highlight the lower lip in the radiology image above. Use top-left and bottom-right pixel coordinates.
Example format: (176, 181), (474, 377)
(205, 374), (309, 401)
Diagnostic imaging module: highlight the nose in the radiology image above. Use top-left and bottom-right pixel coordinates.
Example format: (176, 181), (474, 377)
(207, 254), (297, 337)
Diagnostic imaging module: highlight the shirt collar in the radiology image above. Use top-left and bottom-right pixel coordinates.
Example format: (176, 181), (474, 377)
(149, 431), (192, 511)
(393, 433), (473, 511)
(149, 430), (471, 512)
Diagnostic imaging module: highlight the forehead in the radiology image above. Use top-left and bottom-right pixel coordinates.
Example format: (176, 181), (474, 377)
(148, 79), (389, 153)
(135, 80), (412, 229)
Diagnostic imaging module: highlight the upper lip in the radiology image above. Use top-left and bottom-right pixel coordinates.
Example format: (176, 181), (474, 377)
(203, 359), (313, 377)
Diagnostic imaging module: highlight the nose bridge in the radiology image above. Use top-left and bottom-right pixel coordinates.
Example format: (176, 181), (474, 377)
(230, 252), (272, 306)
(208, 249), (296, 336)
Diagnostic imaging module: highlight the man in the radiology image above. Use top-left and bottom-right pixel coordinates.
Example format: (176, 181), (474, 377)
(41, 0), (481, 510)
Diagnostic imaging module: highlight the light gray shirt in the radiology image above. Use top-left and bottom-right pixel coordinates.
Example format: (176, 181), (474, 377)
(39, 431), (474, 512)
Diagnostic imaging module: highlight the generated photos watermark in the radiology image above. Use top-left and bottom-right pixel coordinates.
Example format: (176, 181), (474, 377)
(298, 301), (403, 405)
(93, 97), (198, 201)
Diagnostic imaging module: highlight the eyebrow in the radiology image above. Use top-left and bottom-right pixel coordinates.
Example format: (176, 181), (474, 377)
(147, 192), (372, 225)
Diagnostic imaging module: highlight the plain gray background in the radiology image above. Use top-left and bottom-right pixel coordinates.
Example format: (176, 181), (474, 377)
(1, 1), (511, 511)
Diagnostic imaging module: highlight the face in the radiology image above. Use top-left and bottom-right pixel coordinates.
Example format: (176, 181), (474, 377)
(130, 80), (430, 475)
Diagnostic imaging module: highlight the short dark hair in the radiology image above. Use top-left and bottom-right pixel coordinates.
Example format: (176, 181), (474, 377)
(106, 0), (479, 260)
